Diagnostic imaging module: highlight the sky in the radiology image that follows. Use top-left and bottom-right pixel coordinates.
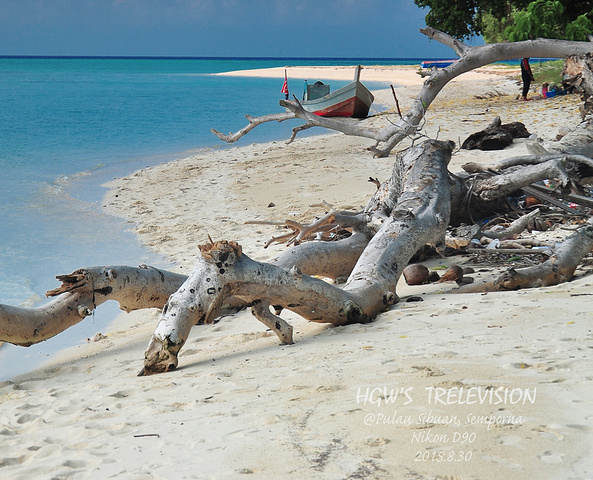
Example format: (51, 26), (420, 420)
(0, 0), (482, 58)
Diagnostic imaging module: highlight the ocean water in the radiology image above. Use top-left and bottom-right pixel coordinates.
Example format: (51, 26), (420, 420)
(0, 56), (419, 380)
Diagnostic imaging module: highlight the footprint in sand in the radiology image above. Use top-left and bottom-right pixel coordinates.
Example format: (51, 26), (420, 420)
(0, 456), (25, 467)
(497, 434), (523, 446)
(538, 450), (564, 464)
(16, 413), (38, 424)
(62, 459), (87, 468)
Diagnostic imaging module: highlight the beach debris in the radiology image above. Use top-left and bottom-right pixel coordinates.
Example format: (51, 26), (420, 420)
(246, 209), (355, 248)
(403, 264), (430, 285)
(403, 264), (440, 285)
(91, 333), (107, 342)
(405, 296), (424, 302)
(461, 116), (530, 150)
(390, 84), (402, 117)
(368, 176), (381, 190)
(3, 36), (593, 376)
(437, 265), (464, 283)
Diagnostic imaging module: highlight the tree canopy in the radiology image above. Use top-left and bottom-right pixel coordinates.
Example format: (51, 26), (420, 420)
(415, 0), (592, 42)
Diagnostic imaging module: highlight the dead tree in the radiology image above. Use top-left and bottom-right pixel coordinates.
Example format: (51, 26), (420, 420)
(140, 139), (454, 374)
(1, 32), (593, 375)
(563, 53), (593, 117)
(212, 28), (593, 157)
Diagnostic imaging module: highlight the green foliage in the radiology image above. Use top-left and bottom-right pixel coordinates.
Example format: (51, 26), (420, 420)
(481, 12), (513, 43)
(531, 59), (565, 84)
(504, 0), (592, 40)
(416, 0), (592, 41)
(414, 0), (531, 40)
(505, 0), (562, 40)
(565, 14), (593, 41)
(414, 0), (481, 40)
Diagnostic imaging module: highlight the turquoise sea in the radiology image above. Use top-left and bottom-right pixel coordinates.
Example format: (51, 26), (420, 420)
(0, 56), (423, 380)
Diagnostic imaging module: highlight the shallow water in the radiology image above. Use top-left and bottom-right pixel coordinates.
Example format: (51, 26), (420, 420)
(0, 56), (410, 380)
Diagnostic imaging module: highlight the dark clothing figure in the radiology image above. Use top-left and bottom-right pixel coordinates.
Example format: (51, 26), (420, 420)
(521, 58), (534, 100)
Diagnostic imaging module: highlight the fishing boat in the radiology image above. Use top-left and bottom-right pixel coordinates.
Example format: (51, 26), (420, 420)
(420, 59), (457, 69)
(300, 65), (374, 118)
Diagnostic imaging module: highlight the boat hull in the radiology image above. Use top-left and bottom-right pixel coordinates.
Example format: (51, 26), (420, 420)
(420, 60), (457, 69)
(301, 81), (374, 118)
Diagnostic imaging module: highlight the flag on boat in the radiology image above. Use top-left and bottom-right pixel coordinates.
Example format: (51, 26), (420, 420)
(281, 69), (289, 99)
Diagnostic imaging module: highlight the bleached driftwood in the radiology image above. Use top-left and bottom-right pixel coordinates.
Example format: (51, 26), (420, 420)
(212, 29), (593, 157)
(460, 219), (593, 292)
(140, 139), (454, 374)
(480, 209), (542, 239)
(211, 112), (296, 143)
(2, 34), (593, 375)
(0, 266), (187, 346)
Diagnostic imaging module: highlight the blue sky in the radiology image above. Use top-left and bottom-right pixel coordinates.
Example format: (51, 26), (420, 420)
(0, 0), (479, 58)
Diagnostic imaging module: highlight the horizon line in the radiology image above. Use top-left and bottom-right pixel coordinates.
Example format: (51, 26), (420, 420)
(0, 55), (437, 61)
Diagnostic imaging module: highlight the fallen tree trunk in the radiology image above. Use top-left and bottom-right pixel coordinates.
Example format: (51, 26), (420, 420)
(562, 53), (593, 117)
(140, 139), (454, 375)
(0, 232), (369, 348)
(0, 266), (187, 346)
(464, 155), (593, 203)
(2, 126), (593, 367)
(2, 35), (593, 376)
(459, 218), (593, 292)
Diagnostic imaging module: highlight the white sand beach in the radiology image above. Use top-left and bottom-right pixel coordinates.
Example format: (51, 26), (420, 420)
(1, 65), (592, 479)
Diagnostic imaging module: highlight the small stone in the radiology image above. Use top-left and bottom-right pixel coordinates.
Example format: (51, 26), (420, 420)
(406, 296), (424, 303)
(91, 333), (107, 342)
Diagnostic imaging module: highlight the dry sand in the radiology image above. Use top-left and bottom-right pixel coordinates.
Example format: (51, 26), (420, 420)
(1, 65), (592, 480)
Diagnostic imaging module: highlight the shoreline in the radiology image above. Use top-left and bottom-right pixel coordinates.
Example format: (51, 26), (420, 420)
(2, 65), (592, 478)
(214, 63), (519, 85)
(0, 148), (182, 382)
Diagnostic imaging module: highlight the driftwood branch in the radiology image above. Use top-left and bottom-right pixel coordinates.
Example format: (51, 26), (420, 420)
(140, 139), (454, 374)
(213, 30), (593, 157)
(453, 153), (593, 221)
(0, 266), (187, 346)
(461, 219), (593, 292)
(211, 112), (296, 143)
(480, 209), (542, 239)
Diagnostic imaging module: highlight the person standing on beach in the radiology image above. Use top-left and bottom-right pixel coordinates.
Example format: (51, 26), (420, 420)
(521, 58), (534, 100)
